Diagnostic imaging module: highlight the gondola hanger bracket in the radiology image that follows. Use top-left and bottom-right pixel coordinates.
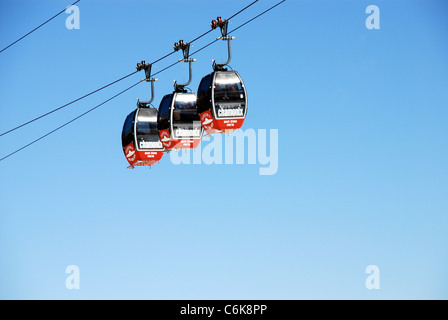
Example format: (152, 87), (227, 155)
(211, 17), (235, 71)
(173, 40), (195, 92)
(136, 61), (157, 107)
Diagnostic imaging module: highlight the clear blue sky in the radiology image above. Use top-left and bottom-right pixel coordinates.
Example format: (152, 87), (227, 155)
(0, 0), (447, 299)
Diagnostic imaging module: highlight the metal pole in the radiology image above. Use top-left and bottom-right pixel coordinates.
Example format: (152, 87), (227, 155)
(215, 37), (233, 69)
(176, 59), (195, 89)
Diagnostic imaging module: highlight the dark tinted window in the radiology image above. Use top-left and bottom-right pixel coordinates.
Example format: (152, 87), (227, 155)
(137, 119), (158, 136)
(136, 121), (163, 150)
(121, 111), (136, 148)
(198, 74), (212, 95)
(197, 74), (213, 114)
(172, 93), (202, 139)
(157, 94), (172, 130)
(213, 72), (246, 119)
(214, 72), (244, 102)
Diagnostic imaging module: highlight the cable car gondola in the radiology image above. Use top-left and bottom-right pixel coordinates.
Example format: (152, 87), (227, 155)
(122, 62), (164, 168)
(197, 17), (247, 134)
(158, 41), (203, 150)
